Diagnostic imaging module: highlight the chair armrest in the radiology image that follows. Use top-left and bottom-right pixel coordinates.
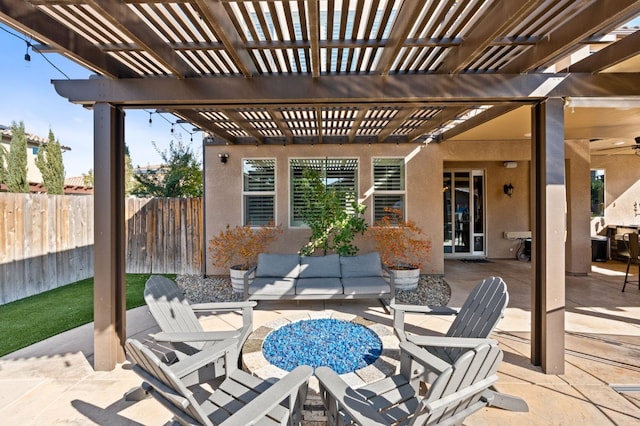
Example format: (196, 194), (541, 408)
(406, 336), (497, 349)
(399, 341), (452, 376)
(218, 365), (313, 426)
(381, 265), (396, 304)
(315, 366), (389, 425)
(169, 338), (238, 379)
(390, 303), (458, 315)
(190, 301), (257, 312)
(150, 330), (239, 343)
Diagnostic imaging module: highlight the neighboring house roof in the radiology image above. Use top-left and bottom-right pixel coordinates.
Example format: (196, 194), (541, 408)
(0, 124), (72, 151)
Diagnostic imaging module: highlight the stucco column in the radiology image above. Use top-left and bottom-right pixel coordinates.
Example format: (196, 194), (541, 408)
(93, 103), (126, 371)
(531, 98), (566, 374)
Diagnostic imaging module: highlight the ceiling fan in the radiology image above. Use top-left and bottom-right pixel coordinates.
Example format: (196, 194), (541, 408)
(591, 136), (640, 155)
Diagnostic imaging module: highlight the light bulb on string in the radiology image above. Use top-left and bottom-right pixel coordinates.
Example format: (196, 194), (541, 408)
(24, 41), (31, 63)
(148, 112), (153, 127)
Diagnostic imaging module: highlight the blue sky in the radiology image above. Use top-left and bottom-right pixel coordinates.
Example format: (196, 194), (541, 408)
(0, 24), (200, 178)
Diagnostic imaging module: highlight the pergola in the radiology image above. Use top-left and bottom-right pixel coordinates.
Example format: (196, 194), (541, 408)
(2, 0), (639, 372)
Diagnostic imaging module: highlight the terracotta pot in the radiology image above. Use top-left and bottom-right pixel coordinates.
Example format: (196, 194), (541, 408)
(392, 267), (420, 291)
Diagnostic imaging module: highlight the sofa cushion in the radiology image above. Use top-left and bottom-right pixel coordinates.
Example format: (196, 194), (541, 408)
(256, 253), (300, 278)
(340, 252), (383, 278)
(299, 254), (341, 278)
(342, 276), (390, 296)
(296, 278), (343, 296)
(248, 277), (296, 296)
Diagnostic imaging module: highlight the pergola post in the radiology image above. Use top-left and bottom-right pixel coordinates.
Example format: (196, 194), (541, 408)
(531, 98), (566, 374)
(93, 103), (126, 371)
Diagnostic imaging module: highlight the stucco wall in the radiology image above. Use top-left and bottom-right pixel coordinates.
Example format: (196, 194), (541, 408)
(204, 137), (593, 276)
(204, 143), (443, 275)
(591, 154), (640, 234)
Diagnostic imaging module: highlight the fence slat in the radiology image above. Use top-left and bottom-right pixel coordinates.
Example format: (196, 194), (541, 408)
(1, 194), (203, 304)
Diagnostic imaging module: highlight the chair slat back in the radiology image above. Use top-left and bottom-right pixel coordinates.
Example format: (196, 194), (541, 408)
(144, 275), (206, 354)
(433, 276), (507, 363)
(417, 342), (502, 425)
(126, 338), (213, 426)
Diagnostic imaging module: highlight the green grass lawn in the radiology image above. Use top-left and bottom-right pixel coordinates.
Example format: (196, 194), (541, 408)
(0, 274), (172, 357)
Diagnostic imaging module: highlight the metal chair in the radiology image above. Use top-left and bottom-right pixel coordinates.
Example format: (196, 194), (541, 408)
(621, 233), (640, 292)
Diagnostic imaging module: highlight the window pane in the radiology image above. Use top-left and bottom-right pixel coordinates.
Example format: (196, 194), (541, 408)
(590, 169), (605, 217)
(243, 159), (275, 192)
(373, 158), (404, 190)
(244, 195), (274, 226)
(290, 158), (358, 226)
(373, 195), (404, 222)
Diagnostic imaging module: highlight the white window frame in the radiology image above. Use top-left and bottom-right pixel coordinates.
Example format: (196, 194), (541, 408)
(242, 158), (276, 226)
(372, 157), (406, 223)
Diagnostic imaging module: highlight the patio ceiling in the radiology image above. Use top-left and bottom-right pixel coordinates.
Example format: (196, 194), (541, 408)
(1, 0), (640, 146)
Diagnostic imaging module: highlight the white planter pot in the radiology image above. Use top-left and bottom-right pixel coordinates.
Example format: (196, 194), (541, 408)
(229, 267), (251, 293)
(392, 268), (420, 291)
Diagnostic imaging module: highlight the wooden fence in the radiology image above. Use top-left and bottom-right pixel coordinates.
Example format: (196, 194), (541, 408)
(0, 194), (203, 304)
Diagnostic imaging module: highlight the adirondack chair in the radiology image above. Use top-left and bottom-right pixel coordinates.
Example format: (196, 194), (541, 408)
(144, 275), (256, 361)
(126, 338), (312, 426)
(391, 276), (527, 413)
(316, 341), (518, 425)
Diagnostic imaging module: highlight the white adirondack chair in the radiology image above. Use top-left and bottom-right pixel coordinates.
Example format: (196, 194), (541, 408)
(126, 338), (312, 426)
(144, 275), (256, 360)
(317, 341), (515, 425)
(392, 276), (527, 413)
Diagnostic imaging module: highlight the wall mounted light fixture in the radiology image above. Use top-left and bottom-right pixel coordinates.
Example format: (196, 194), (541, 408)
(218, 153), (229, 164)
(503, 183), (514, 197)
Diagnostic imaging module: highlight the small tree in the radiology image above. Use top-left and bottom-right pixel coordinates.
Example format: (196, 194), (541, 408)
(35, 129), (66, 195)
(132, 139), (203, 198)
(0, 145), (7, 186)
(6, 121), (29, 193)
(298, 169), (368, 256)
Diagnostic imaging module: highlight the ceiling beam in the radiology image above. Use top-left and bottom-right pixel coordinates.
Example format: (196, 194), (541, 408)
(194, 0), (257, 78)
(269, 109), (295, 144)
(219, 109), (265, 144)
(307, 0), (320, 77)
(437, 103), (524, 141)
(559, 30), (640, 73)
(376, 107), (417, 142)
(86, 0), (194, 78)
(502, 0), (640, 73)
(437, 0), (542, 73)
(52, 73), (640, 106)
(0, 0), (134, 78)
(374, 0), (426, 75)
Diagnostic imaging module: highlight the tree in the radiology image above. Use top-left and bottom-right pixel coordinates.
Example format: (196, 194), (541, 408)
(6, 121), (29, 193)
(298, 169), (367, 256)
(35, 129), (66, 195)
(0, 145), (7, 186)
(132, 139), (203, 198)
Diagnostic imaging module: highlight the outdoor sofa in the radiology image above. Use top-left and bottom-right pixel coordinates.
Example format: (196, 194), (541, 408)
(243, 252), (395, 302)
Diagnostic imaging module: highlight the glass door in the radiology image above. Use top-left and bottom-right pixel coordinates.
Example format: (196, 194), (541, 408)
(443, 170), (485, 257)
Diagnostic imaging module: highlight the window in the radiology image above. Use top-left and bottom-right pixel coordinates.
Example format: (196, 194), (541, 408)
(290, 158), (358, 227)
(591, 169), (605, 217)
(243, 159), (275, 225)
(32, 147), (39, 155)
(373, 158), (405, 222)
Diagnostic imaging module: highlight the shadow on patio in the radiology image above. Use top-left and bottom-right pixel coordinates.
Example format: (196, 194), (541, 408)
(0, 259), (639, 425)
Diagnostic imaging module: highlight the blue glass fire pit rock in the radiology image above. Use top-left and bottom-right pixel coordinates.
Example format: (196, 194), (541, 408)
(262, 318), (382, 374)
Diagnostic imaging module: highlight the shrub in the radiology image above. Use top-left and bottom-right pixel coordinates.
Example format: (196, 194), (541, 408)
(209, 224), (282, 270)
(368, 208), (432, 270)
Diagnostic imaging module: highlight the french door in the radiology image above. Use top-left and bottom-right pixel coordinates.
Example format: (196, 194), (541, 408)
(443, 170), (485, 257)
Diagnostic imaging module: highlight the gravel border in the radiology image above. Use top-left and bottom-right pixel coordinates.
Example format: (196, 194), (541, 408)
(175, 274), (451, 306)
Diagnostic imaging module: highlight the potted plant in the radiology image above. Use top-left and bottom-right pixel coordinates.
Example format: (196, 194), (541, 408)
(367, 208), (432, 291)
(208, 224), (282, 292)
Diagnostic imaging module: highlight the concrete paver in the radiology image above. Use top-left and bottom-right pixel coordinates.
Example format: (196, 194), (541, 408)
(1, 259), (639, 425)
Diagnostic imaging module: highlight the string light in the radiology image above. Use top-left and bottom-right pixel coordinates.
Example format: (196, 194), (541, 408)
(24, 41), (31, 62)
(148, 111), (153, 126)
